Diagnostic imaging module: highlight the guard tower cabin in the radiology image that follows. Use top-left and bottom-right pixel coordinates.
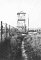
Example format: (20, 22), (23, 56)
(17, 11), (26, 33)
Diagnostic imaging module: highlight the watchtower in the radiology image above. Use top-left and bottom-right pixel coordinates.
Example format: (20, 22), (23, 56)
(17, 11), (26, 32)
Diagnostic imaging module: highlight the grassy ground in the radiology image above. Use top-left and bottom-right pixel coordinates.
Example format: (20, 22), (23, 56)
(0, 32), (41, 60)
(0, 34), (22, 60)
(24, 33), (41, 60)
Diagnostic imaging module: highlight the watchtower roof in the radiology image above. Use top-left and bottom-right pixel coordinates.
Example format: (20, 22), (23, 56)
(17, 11), (26, 15)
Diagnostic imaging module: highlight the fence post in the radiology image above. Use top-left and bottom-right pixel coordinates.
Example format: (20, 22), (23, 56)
(9, 25), (10, 37)
(1, 21), (2, 41)
(6, 23), (7, 38)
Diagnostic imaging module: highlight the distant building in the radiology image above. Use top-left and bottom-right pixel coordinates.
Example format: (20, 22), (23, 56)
(17, 11), (26, 32)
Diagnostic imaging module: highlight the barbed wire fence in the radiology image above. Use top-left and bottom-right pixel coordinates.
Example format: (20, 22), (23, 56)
(0, 21), (15, 42)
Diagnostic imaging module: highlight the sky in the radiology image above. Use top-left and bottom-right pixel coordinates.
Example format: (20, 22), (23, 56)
(0, 0), (41, 29)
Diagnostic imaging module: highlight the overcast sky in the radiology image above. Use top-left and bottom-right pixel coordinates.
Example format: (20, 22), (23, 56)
(0, 0), (41, 29)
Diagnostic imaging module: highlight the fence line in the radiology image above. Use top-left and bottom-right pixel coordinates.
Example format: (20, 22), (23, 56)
(0, 21), (16, 42)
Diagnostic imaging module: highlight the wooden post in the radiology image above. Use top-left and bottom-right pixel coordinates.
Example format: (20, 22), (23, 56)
(9, 25), (10, 37)
(28, 17), (29, 31)
(1, 21), (2, 41)
(6, 23), (7, 38)
(28, 15), (29, 32)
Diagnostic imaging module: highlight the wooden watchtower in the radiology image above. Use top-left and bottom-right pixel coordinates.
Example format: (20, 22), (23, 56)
(17, 11), (26, 33)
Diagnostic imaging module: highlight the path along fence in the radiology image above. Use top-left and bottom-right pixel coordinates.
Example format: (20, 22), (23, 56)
(0, 21), (16, 42)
